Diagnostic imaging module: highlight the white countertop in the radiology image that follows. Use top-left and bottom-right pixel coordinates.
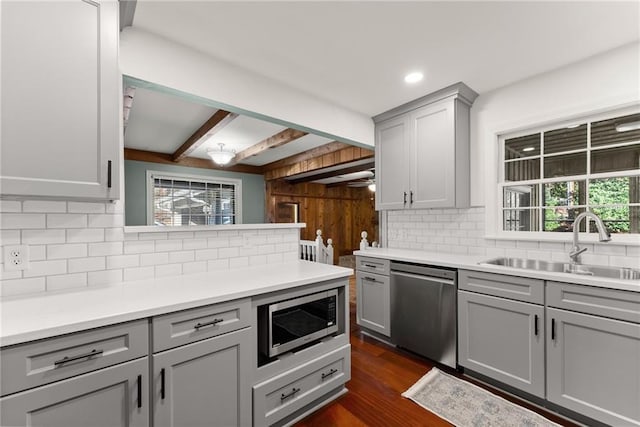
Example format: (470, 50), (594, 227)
(0, 261), (353, 347)
(354, 248), (640, 293)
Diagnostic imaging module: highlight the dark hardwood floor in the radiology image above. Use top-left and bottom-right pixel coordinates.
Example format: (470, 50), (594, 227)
(294, 277), (579, 427)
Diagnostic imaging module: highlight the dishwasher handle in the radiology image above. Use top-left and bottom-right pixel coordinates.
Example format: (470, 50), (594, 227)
(391, 270), (455, 286)
(390, 262), (456, 281)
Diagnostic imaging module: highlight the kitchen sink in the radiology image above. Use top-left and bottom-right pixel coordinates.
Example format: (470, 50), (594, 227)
(481, 257), (640, 280)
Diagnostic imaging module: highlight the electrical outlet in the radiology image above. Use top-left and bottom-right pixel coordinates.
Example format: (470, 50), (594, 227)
(3, 245), (30, 271)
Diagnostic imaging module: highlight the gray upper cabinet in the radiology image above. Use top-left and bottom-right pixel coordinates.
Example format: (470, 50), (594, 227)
(374, 82), (478, 210)
(0, 0), (120, 201)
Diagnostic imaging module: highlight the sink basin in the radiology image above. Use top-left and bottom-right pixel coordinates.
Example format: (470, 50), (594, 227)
(481, 257), (640, 280)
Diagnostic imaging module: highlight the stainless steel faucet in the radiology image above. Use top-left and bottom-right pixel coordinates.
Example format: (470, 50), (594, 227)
(569, 212), (611, 264)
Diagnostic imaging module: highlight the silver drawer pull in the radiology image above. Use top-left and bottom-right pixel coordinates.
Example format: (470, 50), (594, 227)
(363, 276), (378, 282)
(54, 348), (103, 366)
(194, 318), (224, 329)
(280, 387), (301, 401)
(321, 368), (338, 380)
(364, 264), (378, 268)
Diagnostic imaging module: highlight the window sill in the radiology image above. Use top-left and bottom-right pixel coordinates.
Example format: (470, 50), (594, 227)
(484, 232), (640, 246)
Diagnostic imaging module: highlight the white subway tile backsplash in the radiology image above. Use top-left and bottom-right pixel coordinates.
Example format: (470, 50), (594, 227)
(168, 250), (195, 264)
(68, 257), (106, 273)
(23, 260), (67, 278)
(155, 239), (182, 252)
(1, 214), (45, 229)
(47, 214), (87, 229)
(207, 259), (229, 271)
(229, 257), (249, 269)
(88, 242), (122, 257)
(183, 239), (207, 250)
(68, 202), (106, 214)
(106, 254), (140, 269)
(124, 266), (155, 281)
(609, 256), (640, 269)
(195, 248), (218, 261)
(47, 273), (87, 291)
(67, 228), (105, 243)
(124, 240), (155, 254)
(105, 228), (124, 242)
(88, 269), (122, 286)
(155, 263), (181, 277)
(0, 269), (22, 280)
(593, 244), (627, 256)
(0, 230), (21, 245)
(23, 200), (67, 213)
(140, 252), (169, 266)
(48, 243), (88, 260)
(23, 229), (66, 245)
(0, 200), (22, 213)
(87, 214), (123, 228)
(0, 277), (46, 296)
(183, 261), (207, 274)
(1, 199), (304, 297)
(627, 246), (640, 257)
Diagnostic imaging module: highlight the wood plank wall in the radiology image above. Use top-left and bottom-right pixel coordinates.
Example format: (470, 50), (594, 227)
(266, 180), (378, 264)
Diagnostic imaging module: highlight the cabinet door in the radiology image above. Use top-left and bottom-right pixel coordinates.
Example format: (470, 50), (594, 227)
(0, 357), (148, 427)
(547, 308), (640, 426)
(375, 115), (410, 210)
(458, 290), (544, 398)
(356, 271), (391, 336)
(0, 0), (120, 200)
(410, 101), (456, 209)
(153, 328), (251, 427)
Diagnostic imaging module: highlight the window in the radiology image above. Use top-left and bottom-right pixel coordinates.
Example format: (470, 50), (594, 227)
(147, 171), (241, 226)
(500, 111), (640, 235)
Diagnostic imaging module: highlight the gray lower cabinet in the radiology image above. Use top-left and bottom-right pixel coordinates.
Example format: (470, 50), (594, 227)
(546, 280), (640, 426)
(0, 357), (148, 427)
(458, 290), (545, 398)
(152, 327), (252, 427)
(356, 270), (391, 337)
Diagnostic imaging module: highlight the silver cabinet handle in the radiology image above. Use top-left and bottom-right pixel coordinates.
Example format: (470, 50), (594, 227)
(321, 368), (338, 380)
(54, 348), (103, 366)
(194, 318), (224, 329)
(364, 264), (378, 268)
(280, 387), (301, 401)
(363, 276), (378, 282)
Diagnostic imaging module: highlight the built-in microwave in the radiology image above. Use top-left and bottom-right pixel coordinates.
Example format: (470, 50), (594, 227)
(259, 289), (339, 358)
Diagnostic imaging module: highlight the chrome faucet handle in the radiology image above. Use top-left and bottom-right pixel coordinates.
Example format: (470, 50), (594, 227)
(569, 246), (588, 263)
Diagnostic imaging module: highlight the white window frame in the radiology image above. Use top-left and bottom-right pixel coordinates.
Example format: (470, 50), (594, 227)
(146, 170), (243, 226)
(494, 107), (640, 244)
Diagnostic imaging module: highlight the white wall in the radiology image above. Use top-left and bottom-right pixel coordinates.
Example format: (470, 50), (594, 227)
(386, 42), (640, 264)
(471, 41), (640, 208)
(119, 28), (374, 148)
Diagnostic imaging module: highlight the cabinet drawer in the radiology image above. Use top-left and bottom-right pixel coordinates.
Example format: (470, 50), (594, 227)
(253, 344), (351, 427)
(547, 282), (640, 323)
(152, 298), (251, 352)
(0, 319), (148, 397)
(356, 256), (390, 275)
(459, 270), (544, 304)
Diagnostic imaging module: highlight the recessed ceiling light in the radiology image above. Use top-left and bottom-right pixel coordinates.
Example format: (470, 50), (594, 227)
(522, 147), (535, 152)
(404, 72), (423, 84)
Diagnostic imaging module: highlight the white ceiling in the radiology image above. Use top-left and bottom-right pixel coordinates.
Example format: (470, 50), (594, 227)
(131, 1), (640, 117)
(124, 86), (335, 166)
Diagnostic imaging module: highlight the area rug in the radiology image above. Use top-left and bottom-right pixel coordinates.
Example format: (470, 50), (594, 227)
(402, 368), (561, 427)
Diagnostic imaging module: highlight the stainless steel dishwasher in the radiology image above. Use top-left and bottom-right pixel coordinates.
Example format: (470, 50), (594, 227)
(390, 261), (457, 369)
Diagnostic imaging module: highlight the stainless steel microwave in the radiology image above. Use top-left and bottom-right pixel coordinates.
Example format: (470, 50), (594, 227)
(259, 289), (339, 358)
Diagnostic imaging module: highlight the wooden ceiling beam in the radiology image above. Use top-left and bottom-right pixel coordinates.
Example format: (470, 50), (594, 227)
(261, 141), (352, 171)
(285, 159), (375, 184)
(171, 109), (238, 162)
(228, 128), (307, 166)
(125, 148), (262, 174)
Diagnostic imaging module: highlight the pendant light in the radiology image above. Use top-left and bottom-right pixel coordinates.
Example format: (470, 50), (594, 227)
(207, 143), (235, 166)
